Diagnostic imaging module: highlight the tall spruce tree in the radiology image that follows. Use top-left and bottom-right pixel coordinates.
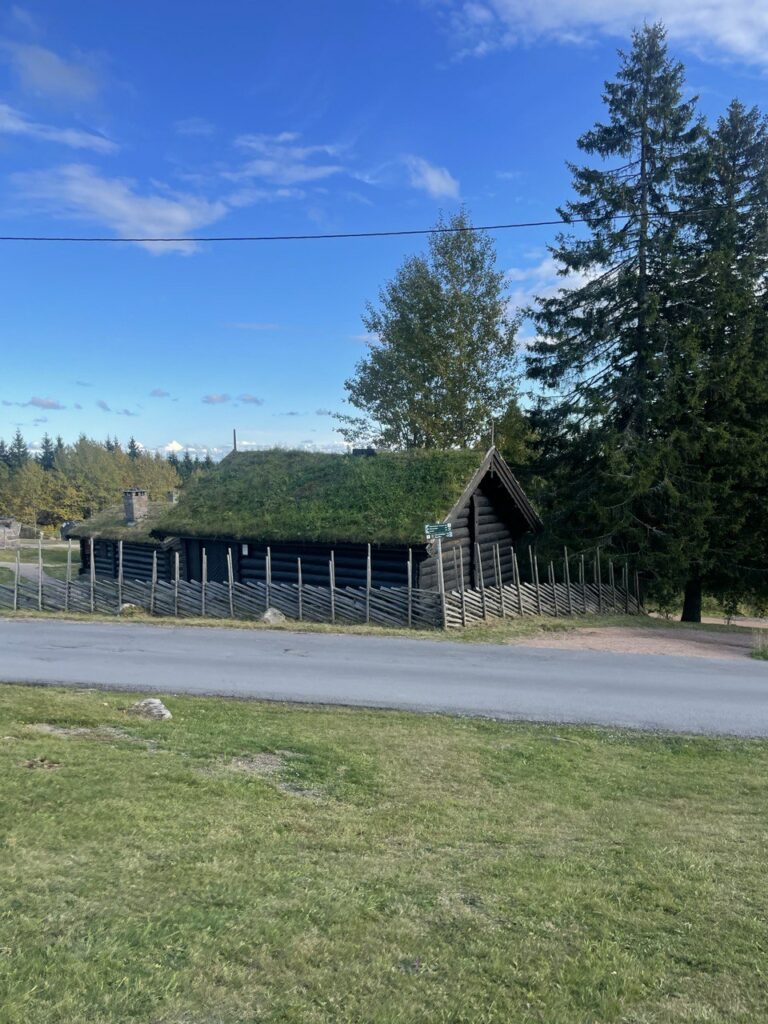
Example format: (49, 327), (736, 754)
(8, 429), (29, 472)
(37, 433), (56, 471)
(340, 209), (522, 449)
(527, 24), (708, 613)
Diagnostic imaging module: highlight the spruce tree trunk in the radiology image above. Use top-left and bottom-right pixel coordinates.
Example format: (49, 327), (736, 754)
(681, 576), (702, 623)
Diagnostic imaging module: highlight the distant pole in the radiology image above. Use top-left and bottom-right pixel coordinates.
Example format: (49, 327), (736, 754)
(365, 543), (371, 624)
(437, 536), (448, 628)
(89, 537), (95, 613)
(201, 547), (207, 616)
(297, 557), (303, 621)
(38, 535), (43, 611)
(117, 540), (123, 615)
(233, 429), (238, 453)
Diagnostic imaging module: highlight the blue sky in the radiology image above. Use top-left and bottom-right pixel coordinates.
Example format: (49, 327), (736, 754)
(2, 1), (766, 456)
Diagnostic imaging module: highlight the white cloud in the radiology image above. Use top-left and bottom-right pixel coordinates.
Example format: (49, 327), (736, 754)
(1, 41), (100, 100)
(0, 102), (116, 152)
(227, 131), (345, 186)
(439, 1), (768, 67)
(506, 254), (595, 309)
(12, 164), (229, 253)
(202, 393), (231, 404)
(404, 155), (460, 199)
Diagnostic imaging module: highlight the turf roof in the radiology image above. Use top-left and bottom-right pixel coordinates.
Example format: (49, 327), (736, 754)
(66, 503), (168, 545)
(155, 449), (486, 545)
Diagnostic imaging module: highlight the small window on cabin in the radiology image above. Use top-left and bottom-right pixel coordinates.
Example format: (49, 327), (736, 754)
(241, 544), (249, 556)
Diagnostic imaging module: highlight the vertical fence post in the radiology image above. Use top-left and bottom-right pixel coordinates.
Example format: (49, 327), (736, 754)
(150, 550), (158, 616)
(596, 547), (603, 613)
(297, 557), (303, 621)
(65, 540), (71, 613)
(407, 548), (413, 628)
(495, 543), (506, 617)
(437, 536), (448, 629)
(609, 560), (617, 612)
(38, 535), (43, 611)
(13, 550), (20, 612)
(623, 563), (630, 614)
(580, 554), (587, 613)
(564, 547), (573, 615)
(529, 548), (542, 615)
(512, 547), (523, 616)
(458, 546), (466, 627)
(634, 570), (641, 611)
(329, 550), (336, 624)
(89, 537), (95, 613)
(201, 547), (207, 617)
(174, 551), (180, 618)
(549, 562), (559, 616)
(117, 540), (123, 615)
(365, 543), (371, 624)
(227, 548), (235, 618)
(265, 546), (271, 610)
(476, 542), (487, 620)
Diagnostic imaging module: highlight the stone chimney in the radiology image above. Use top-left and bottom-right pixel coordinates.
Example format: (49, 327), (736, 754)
(166, 489), (179, 505)
(123, 488), (148, 525)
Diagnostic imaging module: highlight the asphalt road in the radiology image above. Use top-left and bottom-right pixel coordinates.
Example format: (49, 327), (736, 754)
(1, 618), (766, 735)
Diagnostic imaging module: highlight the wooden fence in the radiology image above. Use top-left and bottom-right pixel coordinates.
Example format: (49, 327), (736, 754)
(0, 540), (642, 629)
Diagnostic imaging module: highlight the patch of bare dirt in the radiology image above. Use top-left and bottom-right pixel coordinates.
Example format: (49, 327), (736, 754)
(20, 756), (61, 770)
(24, 723), (157, 747)
(518, 626), (758, 660)
(210, 752), (322, 798)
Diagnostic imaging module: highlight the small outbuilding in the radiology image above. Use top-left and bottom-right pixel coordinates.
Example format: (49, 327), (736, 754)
(68, 448), (542, 591)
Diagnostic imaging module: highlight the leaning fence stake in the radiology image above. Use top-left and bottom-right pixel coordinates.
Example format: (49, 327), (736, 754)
(265, 546), (271, 610)
(580, 554), (587, 613)
(596, 547), (603, 613)
(549, 561), (559, 616)
(174, 551), (180, 617)
(623, 563), (630, 614)
(89, 537), (95, 613)
(512, 547), (523, 616)
(329, 550), (336, 624)
(609, 560), (617, 612)
(495, 543), (506, 618)
(437, 536), (448, 629)
(65, 540), (72, 613)
(38, 535), (43, 611)
(13, 549), (20, 612)
(297, 557), (303, 621)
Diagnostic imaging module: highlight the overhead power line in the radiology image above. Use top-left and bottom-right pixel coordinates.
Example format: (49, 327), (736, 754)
(0, 206), (758, 243)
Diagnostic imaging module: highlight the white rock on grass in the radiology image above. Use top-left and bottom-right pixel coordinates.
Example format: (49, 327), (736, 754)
(261, 607), (287, 625)
(129, 698), (172, 720)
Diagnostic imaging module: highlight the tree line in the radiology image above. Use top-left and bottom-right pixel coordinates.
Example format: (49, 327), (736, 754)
(340, 24), (768, 621)
(0, 431), (212, 532)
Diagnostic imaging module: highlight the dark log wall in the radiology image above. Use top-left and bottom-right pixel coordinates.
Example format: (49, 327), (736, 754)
(82, 538), (178, 582)
(236, 540), (422, 588)
(418, 473), (534, 592)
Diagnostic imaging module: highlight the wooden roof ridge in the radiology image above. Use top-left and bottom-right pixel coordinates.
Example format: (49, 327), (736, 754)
(441, 446), (543, 534)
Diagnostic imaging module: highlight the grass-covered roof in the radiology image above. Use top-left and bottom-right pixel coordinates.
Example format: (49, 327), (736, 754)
(66, 503), (168, 545)
(155, 449), (487, 545)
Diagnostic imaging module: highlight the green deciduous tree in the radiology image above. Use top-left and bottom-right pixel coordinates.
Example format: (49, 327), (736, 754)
(339, 210), (522, 450)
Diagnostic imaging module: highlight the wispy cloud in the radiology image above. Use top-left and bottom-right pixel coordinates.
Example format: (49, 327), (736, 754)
(174, 116), (215, 137)
(238, 393), (263, 405)
(75, 379), (91, 387)
(96, 399), (111, 412)
(227, 131), (345, 186)
(1, 41), (101, 101)
(116, 408), (138, 417)
(0, 102), (116, 152)
(150, 388), (170, 398)
(1, 396), (65, 410)
(404, 155), (459, 199)
(202, 393), (231, 404)
(12, 164), (229, 254)
(436, 0), (768, 67)
(10, 7), (41, 33)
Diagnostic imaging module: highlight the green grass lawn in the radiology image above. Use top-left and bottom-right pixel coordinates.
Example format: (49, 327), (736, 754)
(1, 685), (767, 1023)
(0, 546), (71, 581)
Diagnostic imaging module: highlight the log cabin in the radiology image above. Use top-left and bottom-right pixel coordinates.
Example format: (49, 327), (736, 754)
(68, 447), (542, 591)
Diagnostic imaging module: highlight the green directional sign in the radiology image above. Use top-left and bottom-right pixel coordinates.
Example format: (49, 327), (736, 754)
(425, 523), (452, 539)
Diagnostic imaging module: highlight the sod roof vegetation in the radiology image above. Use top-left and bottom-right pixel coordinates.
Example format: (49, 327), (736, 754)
(66, 503), (169, 545)
(155, 448), (486, 545)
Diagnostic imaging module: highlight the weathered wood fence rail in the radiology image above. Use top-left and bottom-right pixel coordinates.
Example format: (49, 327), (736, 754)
(0, 540), (642, 629)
